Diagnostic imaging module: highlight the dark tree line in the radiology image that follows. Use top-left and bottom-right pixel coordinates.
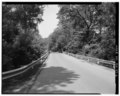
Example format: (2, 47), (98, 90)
(48, 3), (116, 61)
(2, 3), (116, 72)
(2, 4), (47, 72)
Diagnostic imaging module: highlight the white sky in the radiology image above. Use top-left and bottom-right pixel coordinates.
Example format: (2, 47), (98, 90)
(38, 5), (60, 38)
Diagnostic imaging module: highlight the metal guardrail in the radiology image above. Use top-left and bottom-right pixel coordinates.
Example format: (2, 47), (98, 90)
(2, 52), (49, 80)
(65, 52), (115, 69)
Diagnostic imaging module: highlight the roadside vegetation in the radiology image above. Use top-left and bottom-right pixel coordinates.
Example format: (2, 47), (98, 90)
(2, 3), (116, 72)
(48, 3), (116, 61)
(2, 4), (47, 72)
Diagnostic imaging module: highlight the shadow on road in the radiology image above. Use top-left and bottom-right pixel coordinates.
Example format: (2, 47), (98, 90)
(2, 62), (43, 94)
(29, 66), (80, 93)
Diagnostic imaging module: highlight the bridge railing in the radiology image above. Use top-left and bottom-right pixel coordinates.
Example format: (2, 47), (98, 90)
(2, 52), (49, 80)
(65, 52), (115, 69)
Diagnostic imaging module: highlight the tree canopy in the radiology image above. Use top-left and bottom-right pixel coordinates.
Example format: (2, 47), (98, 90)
(2, 3), (116, 71)
(2, 4), (46, 71)
(48, 3), (116, 61)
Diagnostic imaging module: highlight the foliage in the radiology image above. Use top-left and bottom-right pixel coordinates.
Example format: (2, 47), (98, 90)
(48, 3), (116, 61)
(2, 4), (45, 71)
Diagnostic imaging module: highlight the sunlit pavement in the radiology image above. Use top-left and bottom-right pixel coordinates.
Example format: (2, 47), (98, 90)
(28, 52), (115, 94)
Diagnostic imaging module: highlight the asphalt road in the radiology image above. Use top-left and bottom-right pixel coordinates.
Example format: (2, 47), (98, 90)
(29, 52), (115, 94)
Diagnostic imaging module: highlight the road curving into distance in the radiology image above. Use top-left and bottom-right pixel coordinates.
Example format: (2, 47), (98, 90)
(28, 52), (115, 94)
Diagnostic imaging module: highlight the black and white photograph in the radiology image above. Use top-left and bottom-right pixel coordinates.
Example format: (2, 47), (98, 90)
(2, 1), (119, 94)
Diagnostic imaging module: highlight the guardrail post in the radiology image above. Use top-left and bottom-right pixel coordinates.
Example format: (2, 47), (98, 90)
(2, 52), (49, 80)
(113, 64), (115, 69)
(97, 60), (99, 64)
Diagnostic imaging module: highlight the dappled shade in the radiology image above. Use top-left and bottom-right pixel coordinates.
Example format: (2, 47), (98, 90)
(2, 62), (43, 93)
(29, 66), (79, 93)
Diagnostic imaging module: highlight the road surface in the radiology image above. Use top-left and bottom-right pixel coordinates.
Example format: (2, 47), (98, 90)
(28, 53), (115, 94)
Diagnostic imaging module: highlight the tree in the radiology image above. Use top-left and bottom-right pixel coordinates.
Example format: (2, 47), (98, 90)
(2, 4), (45, 71)
(48, 3), (116, 61)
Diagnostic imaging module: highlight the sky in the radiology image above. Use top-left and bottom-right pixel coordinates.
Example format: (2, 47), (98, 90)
(38, 5), (60, 38)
